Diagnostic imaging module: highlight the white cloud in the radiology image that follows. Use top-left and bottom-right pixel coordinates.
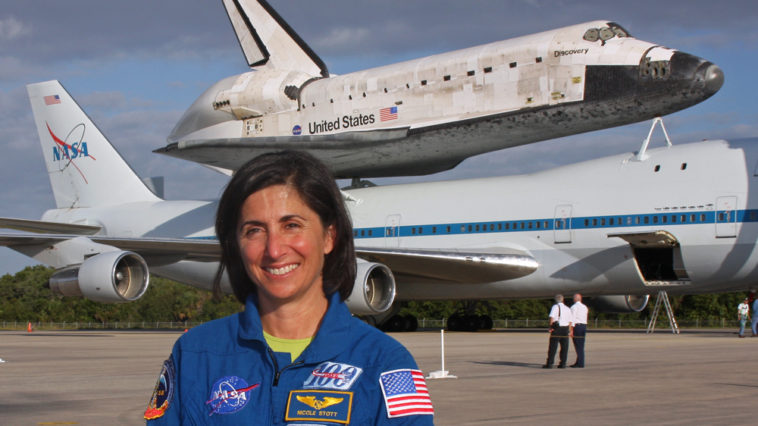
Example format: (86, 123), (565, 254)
(313, 27), (370, 52)
(0, 16), (28, 41)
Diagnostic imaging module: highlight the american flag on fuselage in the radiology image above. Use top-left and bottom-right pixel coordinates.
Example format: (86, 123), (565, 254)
(379, 369), (434, 418)
(379, 106), (398, 121)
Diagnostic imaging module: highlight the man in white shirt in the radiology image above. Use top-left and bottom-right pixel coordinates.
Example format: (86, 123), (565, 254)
(570, 293), (588, 367)
(543, 294), (573, 369)
(737, 297), (750, 338)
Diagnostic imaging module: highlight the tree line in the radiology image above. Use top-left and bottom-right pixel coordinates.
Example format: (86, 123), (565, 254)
(0, 265), (748, 324)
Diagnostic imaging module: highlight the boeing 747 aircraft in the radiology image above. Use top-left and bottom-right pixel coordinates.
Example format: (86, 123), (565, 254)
(1, 81), (754, 329)
(157, 0), (724, 178)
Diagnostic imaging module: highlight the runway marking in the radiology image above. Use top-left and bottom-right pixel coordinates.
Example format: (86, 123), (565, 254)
(37, 422), (79, 425)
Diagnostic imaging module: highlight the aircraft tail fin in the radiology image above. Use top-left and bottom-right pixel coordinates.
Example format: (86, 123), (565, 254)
(26, 80), (161, 209)
(222, 0), (329, 77)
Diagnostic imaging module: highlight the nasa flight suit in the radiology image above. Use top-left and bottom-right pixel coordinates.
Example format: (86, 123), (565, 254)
(145, 291), (434, 425)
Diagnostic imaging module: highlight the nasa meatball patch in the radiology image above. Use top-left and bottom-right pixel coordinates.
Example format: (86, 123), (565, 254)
(206, 375), (260, 416)
(144, 359), (175, 420)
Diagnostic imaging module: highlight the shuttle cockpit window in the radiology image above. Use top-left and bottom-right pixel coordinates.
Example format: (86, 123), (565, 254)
(583, 22), (631, 44)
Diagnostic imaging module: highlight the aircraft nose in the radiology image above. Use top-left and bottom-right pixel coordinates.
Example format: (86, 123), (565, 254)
(667, 51), (724, 98)
(701, 63), (724, 96)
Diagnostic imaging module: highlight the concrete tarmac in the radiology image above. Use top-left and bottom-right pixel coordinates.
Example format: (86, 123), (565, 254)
(0, 328), (755, 425)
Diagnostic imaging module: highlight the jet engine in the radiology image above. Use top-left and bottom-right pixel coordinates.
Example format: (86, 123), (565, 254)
(590, 294), (649, 313)
(345, 260), (396, 315)
(48, 251), (149, 303)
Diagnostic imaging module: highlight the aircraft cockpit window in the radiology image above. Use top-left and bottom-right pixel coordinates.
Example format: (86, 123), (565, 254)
(583, 23), (631, 44)
(608, 22), (631, 38)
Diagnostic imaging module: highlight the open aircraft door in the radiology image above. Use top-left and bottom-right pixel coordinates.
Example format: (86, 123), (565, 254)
(553, 204), (572, 244)
(608, 230), (690, 286)
(715, 196), (737, 238)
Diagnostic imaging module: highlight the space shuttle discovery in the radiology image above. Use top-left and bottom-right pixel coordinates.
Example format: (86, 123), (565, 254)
(157, 0), (724, 178)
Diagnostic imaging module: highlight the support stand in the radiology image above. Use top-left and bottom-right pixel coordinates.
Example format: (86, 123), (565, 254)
(646, 290), (680, 334)
(636, 116), (672, 161)
(426, 330), (457, 379)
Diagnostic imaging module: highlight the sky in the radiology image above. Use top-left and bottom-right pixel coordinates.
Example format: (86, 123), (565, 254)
(1, 0), (757, 275)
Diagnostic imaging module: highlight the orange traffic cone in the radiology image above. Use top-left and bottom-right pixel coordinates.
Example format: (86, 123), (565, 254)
(27, 322), (32, 333)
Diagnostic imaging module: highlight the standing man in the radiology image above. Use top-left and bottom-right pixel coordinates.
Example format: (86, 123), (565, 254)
(570, 294), (588, 367)
(543, 294), (573, 369)
(751, 296), (758, 337)
(737, 297), (750, 338)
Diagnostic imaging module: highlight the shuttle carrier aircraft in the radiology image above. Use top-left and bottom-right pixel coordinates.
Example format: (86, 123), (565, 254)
(1, 81), (753, 329)
(158, 0), (724, 178)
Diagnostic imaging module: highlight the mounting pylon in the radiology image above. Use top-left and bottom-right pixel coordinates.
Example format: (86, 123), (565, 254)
(646, 290), (680, 334)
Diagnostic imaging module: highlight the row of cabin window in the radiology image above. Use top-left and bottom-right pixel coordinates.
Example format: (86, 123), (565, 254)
(301, 57), (544, 109)
(654, 163), (688, 172)
(583, 214), (709, 227)
(353, 212), (724, 238)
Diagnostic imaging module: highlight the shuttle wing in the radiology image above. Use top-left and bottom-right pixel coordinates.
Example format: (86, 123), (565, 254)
(154, 127), (411, 176)
(356, 247), (538, 283)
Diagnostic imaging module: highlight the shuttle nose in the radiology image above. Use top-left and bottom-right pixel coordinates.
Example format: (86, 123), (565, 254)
(701, 63), (724, 96)
(667, 51), (724, 99)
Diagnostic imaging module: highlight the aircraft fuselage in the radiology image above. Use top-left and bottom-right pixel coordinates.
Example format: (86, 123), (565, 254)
(36, 139), (758, 301)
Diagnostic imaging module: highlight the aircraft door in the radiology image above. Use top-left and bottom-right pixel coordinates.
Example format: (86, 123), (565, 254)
(385, 214), (401, 248)
(553, 204), (572, 244)
(715, 196), (737, 238)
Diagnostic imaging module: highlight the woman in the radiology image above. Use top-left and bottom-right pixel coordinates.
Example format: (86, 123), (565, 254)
(145, 151), (434, 424)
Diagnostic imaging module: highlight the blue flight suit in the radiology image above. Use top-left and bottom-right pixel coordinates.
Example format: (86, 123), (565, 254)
(146, 291), (434, 425)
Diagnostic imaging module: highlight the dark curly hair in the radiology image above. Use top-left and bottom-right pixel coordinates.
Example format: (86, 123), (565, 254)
(214, 150), (356, 304)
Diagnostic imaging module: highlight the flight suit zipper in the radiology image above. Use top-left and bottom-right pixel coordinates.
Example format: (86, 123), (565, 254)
(267, 347), (304, 386)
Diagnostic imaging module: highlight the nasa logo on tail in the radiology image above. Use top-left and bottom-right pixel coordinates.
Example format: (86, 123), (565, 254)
(45, 121), (96, 183)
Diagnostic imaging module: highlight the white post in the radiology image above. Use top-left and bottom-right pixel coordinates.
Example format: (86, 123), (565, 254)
(426, 329), (457, 379)
(440, 329), (445, 373)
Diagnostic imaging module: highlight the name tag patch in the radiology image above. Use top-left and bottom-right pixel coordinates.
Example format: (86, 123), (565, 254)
(302, 362), (363, 390)
(285, 390), (353, 424)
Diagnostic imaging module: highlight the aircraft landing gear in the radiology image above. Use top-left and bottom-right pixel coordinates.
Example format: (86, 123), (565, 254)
(446, 301), (494, 331)
(446, 313), (493, 331)
(381, 314), (418, 332)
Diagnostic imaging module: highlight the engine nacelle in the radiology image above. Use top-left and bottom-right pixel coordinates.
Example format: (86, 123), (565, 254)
(590, 294), (649, 313)
(48, 251), (149, 303)
(345, 260), (396, 315)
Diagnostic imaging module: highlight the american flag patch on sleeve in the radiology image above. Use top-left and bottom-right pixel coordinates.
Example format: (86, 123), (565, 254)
(379, 369), (434, 418)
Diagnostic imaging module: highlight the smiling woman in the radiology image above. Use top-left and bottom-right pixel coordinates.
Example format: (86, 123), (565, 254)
(145, 151), (434, 424)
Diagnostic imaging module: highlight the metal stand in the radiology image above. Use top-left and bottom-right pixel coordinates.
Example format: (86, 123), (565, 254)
(646, 290), (680, 334)
(636, 117), (672, 161)
(426, 330), (457, 379)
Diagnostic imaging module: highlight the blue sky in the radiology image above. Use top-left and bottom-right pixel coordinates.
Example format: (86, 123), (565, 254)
(1, 0), (757, 275)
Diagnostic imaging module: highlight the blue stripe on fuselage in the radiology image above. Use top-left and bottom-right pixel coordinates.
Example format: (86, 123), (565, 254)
(351, 209), (758, 239)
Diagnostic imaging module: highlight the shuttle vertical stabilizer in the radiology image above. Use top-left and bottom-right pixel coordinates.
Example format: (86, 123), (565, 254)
(223, 0), (329, 77)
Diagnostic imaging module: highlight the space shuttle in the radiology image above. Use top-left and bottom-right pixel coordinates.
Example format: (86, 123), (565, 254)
(157, 0), (724, 178)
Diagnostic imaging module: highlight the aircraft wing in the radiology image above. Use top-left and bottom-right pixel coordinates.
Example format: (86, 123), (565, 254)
(356, 247), (539, 284)
(0, 218), (101, 235)
(154, 128), (411, 177)
(0, 233), (220, 264)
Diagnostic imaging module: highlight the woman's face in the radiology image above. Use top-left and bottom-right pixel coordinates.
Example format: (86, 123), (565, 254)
(237, 184), (335, 307)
